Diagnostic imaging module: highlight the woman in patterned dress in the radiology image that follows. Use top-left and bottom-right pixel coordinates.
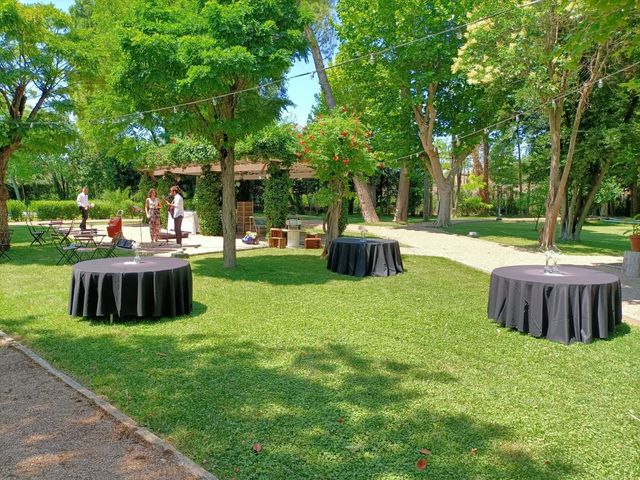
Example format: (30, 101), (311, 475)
(145, 188), (161, 243)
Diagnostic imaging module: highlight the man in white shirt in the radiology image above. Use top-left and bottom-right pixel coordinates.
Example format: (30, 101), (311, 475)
(168, 186), (184, 245)
(76, 186), (90, 230)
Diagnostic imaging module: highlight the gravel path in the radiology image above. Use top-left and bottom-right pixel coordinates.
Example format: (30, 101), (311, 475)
(0, 337), (213, 480)
(345, 222), (640, 324)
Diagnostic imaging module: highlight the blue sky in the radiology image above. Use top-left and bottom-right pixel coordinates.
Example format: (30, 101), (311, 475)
(23, 0), (319, 124)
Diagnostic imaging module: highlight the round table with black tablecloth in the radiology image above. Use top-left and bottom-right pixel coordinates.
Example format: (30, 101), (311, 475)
(69, 257), (192, 318)
(488, 265), (621, 344)
(327, 237), (403, 277)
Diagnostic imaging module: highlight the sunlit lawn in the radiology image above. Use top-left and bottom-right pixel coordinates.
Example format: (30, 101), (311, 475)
(1, 226), (639, 479)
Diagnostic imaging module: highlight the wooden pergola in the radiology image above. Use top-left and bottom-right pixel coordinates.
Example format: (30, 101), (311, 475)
(152, 158), (315, 181)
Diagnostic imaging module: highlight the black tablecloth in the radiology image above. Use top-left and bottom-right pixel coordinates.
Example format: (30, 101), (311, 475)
(488, 265), (621, 344)
(327, 237), (403, 277)
(69, 257), (192, 318)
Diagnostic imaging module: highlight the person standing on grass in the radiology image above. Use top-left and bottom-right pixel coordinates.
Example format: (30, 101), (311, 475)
(76, 186), (91, 230)
(145, 188), (161, 243)
(166, 185), (184, 245)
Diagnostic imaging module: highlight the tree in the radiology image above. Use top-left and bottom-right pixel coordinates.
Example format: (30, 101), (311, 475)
(456, 0), (638, 247)
(299, 0), (379, 223)
(337, 0), (489, 227)
(0, 1), (77, 231)
(298, 110), (376, 255)
(114, 0), (307, 267)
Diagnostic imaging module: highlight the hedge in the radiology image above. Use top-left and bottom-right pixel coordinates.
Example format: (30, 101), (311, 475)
(7, 200), (27, 221)
(194, 170), (222, 235)
(29, 200), (136, 220)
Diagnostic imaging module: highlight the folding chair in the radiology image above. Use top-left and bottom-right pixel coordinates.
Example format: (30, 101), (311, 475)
(0, 229), (12, 260)
(94, 241), (117, 258)
(26, 216), (46, 246)
(55, 241), (79, 265)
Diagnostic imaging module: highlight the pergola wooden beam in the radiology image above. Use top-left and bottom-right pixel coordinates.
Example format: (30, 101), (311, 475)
(151, 159), (316, 180)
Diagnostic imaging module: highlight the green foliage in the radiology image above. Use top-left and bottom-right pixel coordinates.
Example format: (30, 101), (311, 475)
(263, 167), (291, 230)
(299, 110), (376, 199)
(99, 187), (132, 204)
(29, 200), (132, 220)
(194, 170), (222, 236)
(623, 214), (640, 237)
(7, 200), (27, 221)
(458, 196), (493, 217)
(139, 138), (218, 171)
(29, 201), (79, 220)
(115, 0), (308, 144)
(237, 123), (300, 167)
(133, 175), (158, 204)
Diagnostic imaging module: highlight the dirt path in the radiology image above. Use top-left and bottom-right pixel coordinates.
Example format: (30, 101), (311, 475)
(0, 337), (214, 480)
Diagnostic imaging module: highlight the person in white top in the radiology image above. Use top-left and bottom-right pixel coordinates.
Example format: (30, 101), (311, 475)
(76, 186), (90, 230)
(166, 185), (185, 245)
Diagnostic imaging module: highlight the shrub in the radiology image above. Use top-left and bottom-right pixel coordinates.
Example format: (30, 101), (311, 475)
(30, 200), (78, 220)
(194, 169), (222, 235)
(7, 200), (27, 221)
(263, 166), (291, 230)
(458, 196), (493, 216)
(29, 200), (135, 220)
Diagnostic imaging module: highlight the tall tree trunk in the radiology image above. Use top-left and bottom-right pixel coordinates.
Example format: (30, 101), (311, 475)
(540, 40), (609, 248)
(434, 179), (453, 227)
(353, 176), (378, 222)
(412, 84), (467, 228)
(471, 145), (482, 176)
(561, 185), (579, 240)
(574, 157), (611, 240)
(481, 135), (490, 204)
(322, 180), (344, 257)
(0, 142), (21, 232)
(631, 182), (639, 217)
(453, 169), (462, 212)
(423, 173), (431, 221)
(304, 25), (336, 111)
(304, 25), (379, 223)
(516, 124), (523, 204)
(393, 161), (409, 223)
(219, 146), (237, 268)
(8, 173), (21, 201)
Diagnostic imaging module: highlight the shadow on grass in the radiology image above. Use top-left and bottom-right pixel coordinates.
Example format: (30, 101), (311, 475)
(0, 315), (576, 479)
(191, 253), (365, 285)
(78, 301), (209, 327)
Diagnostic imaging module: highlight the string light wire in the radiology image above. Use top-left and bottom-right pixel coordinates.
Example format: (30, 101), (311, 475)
(379, 60), (640, 166)
(74, 0), (545, 125)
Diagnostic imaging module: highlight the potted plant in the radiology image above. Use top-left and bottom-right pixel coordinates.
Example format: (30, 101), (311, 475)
(624, 214), (640, 252)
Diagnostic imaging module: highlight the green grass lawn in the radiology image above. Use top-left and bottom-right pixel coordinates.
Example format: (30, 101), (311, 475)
(1, 226), (639, 479)
(443, 219), (630, 256)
